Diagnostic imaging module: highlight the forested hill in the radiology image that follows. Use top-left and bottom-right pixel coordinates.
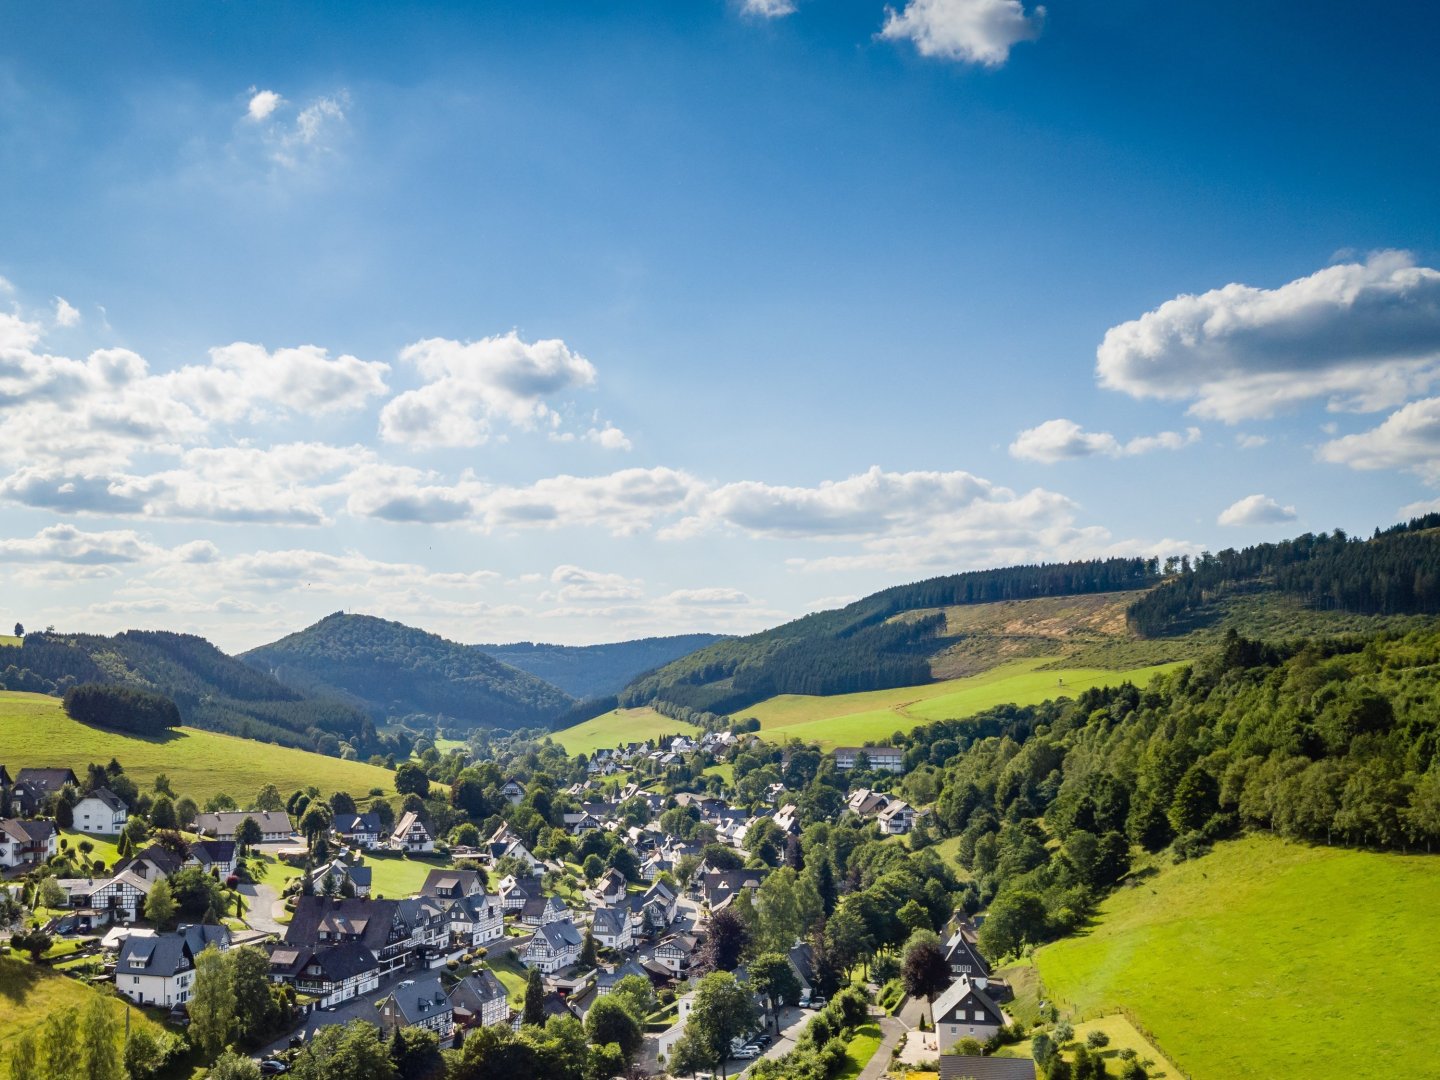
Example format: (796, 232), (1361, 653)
(0, 630), (376, 754)
(617, 557), (1159, 718)
(242, 613), (575, 729)
(1128, 515), (1440, 635)
(475, 633), (728, 700)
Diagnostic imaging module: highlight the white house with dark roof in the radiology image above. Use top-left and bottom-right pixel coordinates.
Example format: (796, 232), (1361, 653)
(185, 839), (236, 877)
(193, 810), (293, 842)
(449, 969), (510, 1029)
(654, 932), (698, 974)
(877, 800), (917, 835)
(933, 975), (1006, 1051)
(116, 925), (230, 1008)
(443, 893), (504, 947)
(73, 788), (128, 835)
(591, 905), (634, 951)
(524, 918), (583, 973)
(333, 812), (384, 850)
(0, 819), (56, 868)
(378, 972), (454, 1042)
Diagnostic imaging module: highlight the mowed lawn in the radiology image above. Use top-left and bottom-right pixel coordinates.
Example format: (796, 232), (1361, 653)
(358, 850), (452, 898)
(741, 659), (1184, 750)
(0, 690), (395, 803)
(552, 707), (699, 756)
(1036, 835), (1440, 1080)
(0, 956), (166, 1077)
(836, 1022), (883, 1080)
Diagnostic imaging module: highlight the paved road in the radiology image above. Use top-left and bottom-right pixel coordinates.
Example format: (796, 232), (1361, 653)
(857, 1014), (905, 1080)
(238, 882), (286, 936)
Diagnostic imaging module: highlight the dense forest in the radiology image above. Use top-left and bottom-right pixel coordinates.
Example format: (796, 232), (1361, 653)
(1126, 515), (1440, 635)
(619, 557), (1158, 716)
(475, 632), (727, 700)
(62, 682), (181, 735)
(0, 630), (385, 755)
(243, 612), (575, 729)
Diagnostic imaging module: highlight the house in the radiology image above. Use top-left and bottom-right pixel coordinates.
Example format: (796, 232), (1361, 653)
(701, 869), (767, 909)
(116, 843), (185, 881)
(639, 880), (678, 929)
(193, 810), (293, 842)
(442, 892), (504, 947)
(933, 975), (1006, 1051)
(390, 811), (434, 853)
(310, 858), (372, 898)
(272, 896), (417, 1006)
(833, 746), (905, 773)
(788, 942), (817, 1001)
(333, 812), (384, 851)
(563, 811), (601, 835)
(500, 779), (526, 806)
(845, 788), (890, 817)
(421, 868), (487, 899)
(73, 788), (128, 835)
(378, 973), (454, 1042)
(116, 924), (230, 1008)
(0, 819), (56, 868)
(877, 800), (917, 836)
(449, 969), (511, 1029)
(397, 897), (451, 956)
(639, 851), (674, 882)
(520, 894), (570, 928)
(937, 1057), (1036, 1080)
(591, 905), (634, 951)
(596, 958), (650, 996)
(10, 767), (78, 816)
(943, 930), (991, 982)
(499, 875), (541, 912)
(85, 867), (157, 921)
(524, 919), (584, 973)
(773, 804), (801, 835)
(654, 932), (698, 974)
(592, 868), (628, 905)
(185, 839), (237, 877)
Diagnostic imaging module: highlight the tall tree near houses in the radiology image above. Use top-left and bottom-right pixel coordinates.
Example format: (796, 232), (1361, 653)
(190, 944), (237, 1056)
(80, 996), (124, 1080)
(522, 966), (545, 1027)
(42, 1007), (82, 1080)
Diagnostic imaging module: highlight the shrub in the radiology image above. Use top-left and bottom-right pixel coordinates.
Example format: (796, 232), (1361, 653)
(1087, 1030), (1110, 1049)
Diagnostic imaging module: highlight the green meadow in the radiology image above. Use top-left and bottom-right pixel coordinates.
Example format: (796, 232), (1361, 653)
(0, 690), (395, 804)
(1036, 835), (1440, 1080)
(739, 659), (1184, 750)
(551, 707), (699, 756)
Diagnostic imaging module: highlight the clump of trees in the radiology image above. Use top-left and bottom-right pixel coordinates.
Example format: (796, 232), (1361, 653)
(63, 683), (181, 735)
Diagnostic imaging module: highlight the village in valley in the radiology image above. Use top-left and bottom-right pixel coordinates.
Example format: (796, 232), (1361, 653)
(0, 723), (1041, 1080)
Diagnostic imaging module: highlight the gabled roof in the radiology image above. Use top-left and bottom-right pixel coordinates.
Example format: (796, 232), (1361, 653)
(285, 896), (406, 952)
(933, 976), (1005, 1027)
(937, 1056), (1036, 1080)
(788, 942), (815, 988)
(596, 958), (649, 989)
(188, 839), (236, 865)
(592, 906), (629, 935)
(14, 767), (77, 791)
(449, 969), (507, 1011)
(193, 810), (293, 836)
(116, 924), (228, 979)
(334, 812), (383, 835)
(422, 868), (486, 897)
(79, 787), (127, 812)
(943, 930), (991, 977)
(0, 818), (55, 845)
(537, 919), (584, 951)
(384, 973), (451, 1025)
(391, 810), (430, 839)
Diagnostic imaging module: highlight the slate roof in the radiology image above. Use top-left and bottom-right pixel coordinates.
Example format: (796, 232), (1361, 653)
(117, 924), (229, 979)
(193, 810), (293, 837)
(334, 812), (383, 835)
(285, 896), (406, 952)
(188, 839), (236, 867)
(937, 1056), (1036, 1080)
(14, 768), (77, 792)
(595, 958), (650, 990)
(384, 973), (451, 1026)
(536, 919), (584, 951)
(448, 969), (508, 1012)
(592, 906), (629, 937)
(933, 976), (1005, 1028)
(80, 787), (128, 812)
(421, 868), (486, 897)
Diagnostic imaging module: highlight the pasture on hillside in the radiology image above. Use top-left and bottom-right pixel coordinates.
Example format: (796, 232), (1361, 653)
(0, 955), (167, 1076)
(1036, 835), (1440, 1080)
(0, 690), (395, 804)
(738, 659), (1183, 750)
(551, 707), (699, 756)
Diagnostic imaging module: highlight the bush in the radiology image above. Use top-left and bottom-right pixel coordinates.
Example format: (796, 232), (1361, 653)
(1086, 1030), (1110, 1049)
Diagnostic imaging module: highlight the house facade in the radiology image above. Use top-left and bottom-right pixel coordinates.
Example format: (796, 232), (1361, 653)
(378, 973), (454, 1042)
(116, 925), (230, 1009)
(833, 746), (905, 773)
(390, 811), (435, 853)
(934, 976), (1006, 1051)
(73, 788), (128, 835)
(0, 819), (56, 868)
(524, 919), (583, 973)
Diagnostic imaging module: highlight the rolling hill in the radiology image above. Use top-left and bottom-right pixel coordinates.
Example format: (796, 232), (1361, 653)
(0, 628), (370, 752)
(476, 633), (727, 700)
(243, 612), (575, 729)
(1035, 835), (1440, 1080)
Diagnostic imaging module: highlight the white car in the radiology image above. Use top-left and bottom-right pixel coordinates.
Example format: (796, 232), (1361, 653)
(734, 1047), (760, 1060)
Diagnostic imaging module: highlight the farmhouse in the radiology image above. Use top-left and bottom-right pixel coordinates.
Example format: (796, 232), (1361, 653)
(73, 787), (128, 835)
(194, 810), (293, 842)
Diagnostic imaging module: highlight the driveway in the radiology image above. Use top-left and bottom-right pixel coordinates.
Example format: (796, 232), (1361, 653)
(856, 1014), (905, 1080)
(238, 881), (287, 936)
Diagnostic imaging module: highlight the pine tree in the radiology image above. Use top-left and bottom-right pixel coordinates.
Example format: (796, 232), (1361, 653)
(522, 967), (545, 1026)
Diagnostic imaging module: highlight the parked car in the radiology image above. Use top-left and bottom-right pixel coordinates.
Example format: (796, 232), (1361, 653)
(259, 1060), (289, 1075)
(734, 1047), (760, 1060)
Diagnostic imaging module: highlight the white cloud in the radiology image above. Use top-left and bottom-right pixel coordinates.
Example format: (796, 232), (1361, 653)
(1318, 396), (1440, 482)
(0, 524), (160, 564)
(545, 565), (645, 604)
(880, 0), (1044, 66)
(53, 296), (80, 327)
(585, 424), (632, 451)
(661, 587), (752, 606)
(380, 332), (598, 448)
(473, 467), (704, 535)
(1236, 433), (1268, 449)
(1098, 251), (1440, 422)
(1009, 418), (1200, 463)
(246, 89), (284, 122)
(1218, 494), (1297, 527)
(741, 0), (797, 16)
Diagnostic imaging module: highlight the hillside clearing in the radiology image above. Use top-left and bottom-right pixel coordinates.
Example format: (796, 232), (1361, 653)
(1036, 835), (1440, 1080)
(0, 690), (395, 803)
(551, 707), (699, 756)
(738, 660), (1183, 750)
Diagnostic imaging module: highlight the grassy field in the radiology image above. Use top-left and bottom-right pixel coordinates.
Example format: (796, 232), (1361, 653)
(0, 635), (19, 647)
(359, 850), (451, 898)
(551, 707), (699, 756)
(738, 659), (1184, 750)
(1036, 835), (1440, 1080)
(0, 690), (396, 803)
(0, 955), (168, 1076)
(836, 1021), (883, 1080)
(487, 953), (529, 1004)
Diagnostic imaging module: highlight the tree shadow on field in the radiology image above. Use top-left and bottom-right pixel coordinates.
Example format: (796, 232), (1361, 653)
(0, 956), (45, 1005)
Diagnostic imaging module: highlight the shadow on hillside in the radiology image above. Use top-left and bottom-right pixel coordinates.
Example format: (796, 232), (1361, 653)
(0, 957), (45, 1004)
(73, 720), (188, 746)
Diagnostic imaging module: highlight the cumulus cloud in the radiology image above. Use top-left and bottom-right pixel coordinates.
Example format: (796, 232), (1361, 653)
(1098, 251), (1440, 422)
(246, 89), (284, 122)
(1236, 434), (1268, 449)
(741, 0), (797, 16)
(1009, 418), (1200, 463)
(585, 424), (632, 451)
(380, 332), (598, 448)
(880, 0), (1044, 66)
(0, 524), (160, 564)
(1318, 397), (1440, 482)
(661, 587), (752, 605)
(53, 297), (80, 327)
(1218, 494), (1298, 527)
(546, 565), (645, 604)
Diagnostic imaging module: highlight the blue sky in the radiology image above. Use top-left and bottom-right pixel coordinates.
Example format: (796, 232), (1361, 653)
(2, 0), (1439, 651)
